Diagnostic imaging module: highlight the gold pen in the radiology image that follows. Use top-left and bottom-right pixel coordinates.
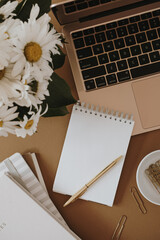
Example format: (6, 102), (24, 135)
(63, 155), (123, 207)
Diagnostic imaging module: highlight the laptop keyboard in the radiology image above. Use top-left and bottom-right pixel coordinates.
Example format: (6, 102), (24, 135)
(64, 0), (114, 14)
(71, 9), (160, 91)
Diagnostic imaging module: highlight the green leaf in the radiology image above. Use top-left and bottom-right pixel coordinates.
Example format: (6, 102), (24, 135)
(47, 72), (76, 107)
(42, 72), (76, 117)
(43, 106), (69, 117)
(14, 104), (30, 120)
(14, 0), (51, 21)
(51, 48), (66, 70)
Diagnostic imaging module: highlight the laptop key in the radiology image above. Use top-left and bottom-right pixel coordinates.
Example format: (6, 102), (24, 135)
(95, 76), (106, 87)
(136, 32), (147, 43)
(141, 12), (152, 20)
(130, 62), (160, 78)
(72, 31), (83, 39)
(95, 25), (106, 32)
(65, 5), (76, 13)
(152, 39), (160, 50)
(101, 0), (112, 3)
(83, 28), (94, 35)
(75, 0), (85, 3)
(74, 38), (85, 49)
(106, 63), (117, 73)
(114, 38), (125, 49)
(84, 35), (96, 46)
(138, 54), (149, 65)
(117, 70), (131, 82)
(79, 56), (98, 69)
(138, 20), (149, 31)
(127, 23), (139, 34)
(117, 26), (128, 37)
(106, 22), (117, 29)
(82, 66), (106, 80)
(106, 74), (117, 85)
(109, 51), (120, 61)
(125, 35), (136, 46)
(77, 2), (88, 10)
(158, 28), (160, 37)
(129, 15), (140, 23)
(84, 79), (96, 90)
(149, 17), (160, 28)
(106, 29), (117, 40)
(149, 51), (160, 62)
(76, 47), (93, 59)
(103, 41), (114, 52)
(93, 44), (103, 55)
(98, 53), (109, 64)
(64, 1), (74, 6)
(141, 42), (152, 53)
(95, 32), (106, 43)
(88, 0), (100, 7)
(118, 19), (129, 26)
(153, 10), (160, 17)
(146, 29), (158, 40)
(130, 45), (141, 56)
(119, 48), (130, 59)
(128, 57), (139, 68)
(117, 60), (128, 70)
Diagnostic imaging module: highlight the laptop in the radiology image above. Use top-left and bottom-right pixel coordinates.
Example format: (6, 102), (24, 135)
(51, 0), (160, 135)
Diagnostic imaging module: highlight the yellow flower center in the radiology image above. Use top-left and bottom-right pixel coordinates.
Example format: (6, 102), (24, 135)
(24, 42), (42, 63)
(0, 68), (5, 80)
(5, 31), (10, 39)
(0, 120), (3, 127)
(24, 120), (34, 130)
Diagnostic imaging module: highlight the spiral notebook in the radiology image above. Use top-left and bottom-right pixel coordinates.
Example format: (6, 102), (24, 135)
(53, 101), (134, 206)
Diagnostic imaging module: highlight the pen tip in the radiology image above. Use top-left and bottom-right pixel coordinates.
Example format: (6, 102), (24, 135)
(63, 202), (68, 207)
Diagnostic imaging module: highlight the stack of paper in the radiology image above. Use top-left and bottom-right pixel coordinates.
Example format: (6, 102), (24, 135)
(0, 153), (80, 240)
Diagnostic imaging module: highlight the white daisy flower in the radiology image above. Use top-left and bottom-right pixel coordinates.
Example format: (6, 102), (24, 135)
(1, 17), (21, 39)
(0, 64), (28, 107)
(10, 83), (30, 107)
(0, 25), (12, 70)
(0, 1), (18, 21)
(0, 105), (19, 137)
(12, 68), (50, 108)
(11, 4), (63, 80)
(27, 78), (49, 108)
(15, 106), (43, 138)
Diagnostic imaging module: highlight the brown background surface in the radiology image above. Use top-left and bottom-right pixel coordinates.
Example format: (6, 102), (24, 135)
(1, 3), (160, 240)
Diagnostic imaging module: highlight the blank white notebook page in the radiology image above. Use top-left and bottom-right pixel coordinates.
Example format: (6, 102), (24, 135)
(0, 174), (80, 240)
(0, 153), (66, 225)
(53, 103), (134, 206)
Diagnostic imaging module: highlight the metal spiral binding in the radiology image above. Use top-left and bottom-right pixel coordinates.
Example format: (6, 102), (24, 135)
(74, 101), (133, 124)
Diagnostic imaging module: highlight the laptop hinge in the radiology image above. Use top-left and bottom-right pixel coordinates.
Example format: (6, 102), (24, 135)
(79, 0), (159, 23)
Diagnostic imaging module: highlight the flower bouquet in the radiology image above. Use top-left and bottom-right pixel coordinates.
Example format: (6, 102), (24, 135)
(0, 0), (76, 138)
